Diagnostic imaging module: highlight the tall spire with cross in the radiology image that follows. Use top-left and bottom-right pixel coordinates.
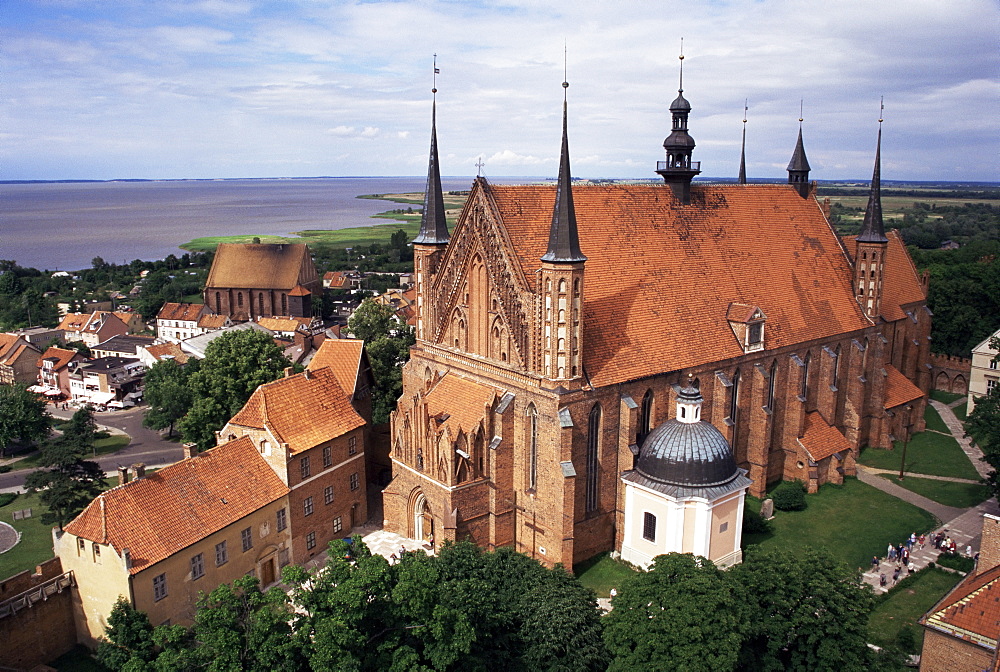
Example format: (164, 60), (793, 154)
(413, 54), (450, 245)
(858, 99), (888, 244)
(656, 39), (701, 204)
(738, 99), (748, 184)
(542, 53), (586, 263)
(853, 98), (890, 319)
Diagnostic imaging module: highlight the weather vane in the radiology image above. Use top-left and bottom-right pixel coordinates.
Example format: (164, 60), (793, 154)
(678, 37), (684, 92)
(799, 99), (804, 125)
(743, 98), (748, 125)
(432, 54), (439, 95)
(879, 96), (884, 124)
(476, 156), (485, 177)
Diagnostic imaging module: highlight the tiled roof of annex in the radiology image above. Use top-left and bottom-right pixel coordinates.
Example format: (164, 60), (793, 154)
(306, 339), (365, 396)
(798, 410), (852, 462)
(486, 182), (880, 387)
(205, 243), (317, 291)
(0, 333), (28, 360)
(141, 342), (190, 364)
(844, 231), (927, 322)
(227, 367), (364, 455)
(257, 317), (302, 333)
(157, 302), (206, 322)
(425, 372), (499, 436)
(64, 435), (288, 575)
(922, 562), (1000, 650)
(883, 363), (926, 410)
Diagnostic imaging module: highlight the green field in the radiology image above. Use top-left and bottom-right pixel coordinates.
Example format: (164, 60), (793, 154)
(574, 552), (639, 598)
(0, 491), (58, 580)
(743, 478), (937, 569)
(868, 567), (963, 653)
(859, 430), (980, 481)
(877, 473), (990, 508)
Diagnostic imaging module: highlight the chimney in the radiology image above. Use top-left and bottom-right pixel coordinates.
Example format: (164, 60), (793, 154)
(117, 466), (130, 485)
(122, 548), (132, 570)
(183, 442), (198, 459)
(284, 366), (294, 378)
(303, 368), (311, 380)
(133, 463), (145, 479)
(977, 514), (1000, 574)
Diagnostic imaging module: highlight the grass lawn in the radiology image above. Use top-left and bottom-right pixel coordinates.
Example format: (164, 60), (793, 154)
(868, 567), (962, 653)
(51, 646), (111, 672)
(15, 434), (130, 470)
(859, 430), (980, 480)
(877, 474), (990, 508)
(953, 404), (969, 422)
(930, 389), (965, 405)
(744, 478), (937, 569)
(0, 491), (58, 580)
(573, 552), (639, 598)
(924, 406), (950, 434)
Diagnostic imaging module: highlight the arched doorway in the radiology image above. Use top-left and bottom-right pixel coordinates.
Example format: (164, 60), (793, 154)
(412, 492), (433, 542)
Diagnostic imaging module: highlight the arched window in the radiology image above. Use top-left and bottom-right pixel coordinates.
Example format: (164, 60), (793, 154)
(215, 292), (221, 313)
(801, 352), (811, 400)
(237, 292), (243, 308)
(730, 369), (741, 421)
(586, 404), (601, 513)
(258, 293), (264, 316)
(832, 345), (841, 388)
(526, 404), (538, 490)
(638, 389), (653, 445)
(281, 294), (287, 315)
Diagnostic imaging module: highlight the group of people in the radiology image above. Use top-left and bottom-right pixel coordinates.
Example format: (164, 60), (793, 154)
(871, 532), (923, 587)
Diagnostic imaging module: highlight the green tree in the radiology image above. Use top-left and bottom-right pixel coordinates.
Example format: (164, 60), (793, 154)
(732, 547), (876, 672)
(603, 553), (746, 672)
(24, 416), (107, 529)
(142, 358), (196, 438)
(347, 299), (415, 424)
(178, 329), (290, 450)
(97, 597), (155, 670)
(0, 383), (51, 458)
(61, 405), (99, 456)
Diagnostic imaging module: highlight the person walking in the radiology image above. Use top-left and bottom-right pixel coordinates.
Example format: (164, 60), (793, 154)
(871, 555), (880, 570)
(880, 573), (887, 588)
(889, 545), (897, 562)
(893, 567), (901, 583)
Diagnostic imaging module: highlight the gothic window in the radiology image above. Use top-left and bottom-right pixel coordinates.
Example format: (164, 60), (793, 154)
(215, 292), (221, 313)
(281, 294), (287, 314)
(586, 404), (601, 513)
(526, 404), (538, 490)
(832, 345), (841, 388)
(237, 292), (243, 308)
(767, 361), (777, 411)
(258, 293), (264, 315)
(730, 369), (741, 446)
(801, 352), (811, 400)
(558, 278), (567, 293)
(639, 389), (653, 445)
(862, 337), (870, 376)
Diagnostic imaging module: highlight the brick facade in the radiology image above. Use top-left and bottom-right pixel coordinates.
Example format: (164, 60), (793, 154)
(0, 558), (77, 670)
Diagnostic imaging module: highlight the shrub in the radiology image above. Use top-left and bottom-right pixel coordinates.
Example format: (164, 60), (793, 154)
(937, 551), (975, 573)
(0, 464), (12, 474)
(771, 480), (807, 511)
(742, 507), (771, 534)
(0, 492), (17, 508)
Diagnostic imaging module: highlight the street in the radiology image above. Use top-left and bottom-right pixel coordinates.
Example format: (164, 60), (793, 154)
(0, 406), (185, 493)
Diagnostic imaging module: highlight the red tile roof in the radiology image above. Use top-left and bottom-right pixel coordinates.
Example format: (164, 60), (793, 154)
(923, 562), (1000, 650)
(64, 436), (287, 574)
(324, 271), (348, 288)
(883, 364), (926, 410)
(36, 346), (81, 371)
(844, 231), (927, 322)
(306, 339), (365, 396)
(798, 411), (852, 462)
(206, 243), (317, 291)
(157, 303), (206, 322)
(425, 373), (499, 436)
(486, 183), (875, 387)
(227, 367), (364, 455)
(141, 342), (190, 364)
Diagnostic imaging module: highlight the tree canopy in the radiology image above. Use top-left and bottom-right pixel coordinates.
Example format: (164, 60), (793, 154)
(0, 383), (51, 458)
(142, 358), (198, 438)
(177, 329), (290, 450)
(347, 299), (415, 424)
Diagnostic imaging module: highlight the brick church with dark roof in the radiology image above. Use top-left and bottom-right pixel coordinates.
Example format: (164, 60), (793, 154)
(383, 69), (930, 568)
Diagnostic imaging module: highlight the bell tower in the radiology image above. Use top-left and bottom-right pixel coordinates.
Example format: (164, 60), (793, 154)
(412, 57), (450, 343)
(655, 45), (701, 204)
(854, 107), (889, 320)
(539, 77), (586, 384)
(787, 105), (811, 198)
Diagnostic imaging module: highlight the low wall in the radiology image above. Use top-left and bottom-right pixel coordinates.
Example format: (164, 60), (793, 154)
(929, 353), (971, 395)
(0, 557), (79, 670)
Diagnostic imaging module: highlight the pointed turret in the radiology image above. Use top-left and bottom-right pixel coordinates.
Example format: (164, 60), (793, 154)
(655, 47), (701, 204)
(787, 125), (811, 198)
(539, 77), (585, 384)
(857, 126), (888, 243)
(738, 101), (748, 185)
(542, 84), (586, 264)
(853, 111), (890, 320)
(412, 95), (450, 245)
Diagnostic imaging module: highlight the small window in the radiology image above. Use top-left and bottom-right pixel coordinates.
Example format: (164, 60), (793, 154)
(78, 538), (85, 555)
(153, 573), (168, 601)
(241, 527), (253, 552)
(333, 517), (343, 534)
(350, 473), (359, 491)
(93, 543), (101, 563)
(348, 436), (357, 456)
(991, 360), (998, 370)
(323, 445), (332, 468)
(642, 512), (656, 542)
(276, 508), (287, 532)
(279, 548), (290, 567)
(191, 553), (205, 580)
(324, 485), (334, 505)
(300, 456), (311, 480)
(306, 532), (316, 550)
(748, 322), (763, 346)
(215, 541), (228, 566)
(304, 496), (314, 516)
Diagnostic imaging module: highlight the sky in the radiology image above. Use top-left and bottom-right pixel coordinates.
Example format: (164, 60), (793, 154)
(2, 0), (998, 182)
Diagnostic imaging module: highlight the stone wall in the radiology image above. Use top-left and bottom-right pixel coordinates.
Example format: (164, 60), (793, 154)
(930, 352), (971, 394)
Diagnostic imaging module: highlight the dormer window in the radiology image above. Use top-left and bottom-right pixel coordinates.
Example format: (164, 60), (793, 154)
(727, 303), (766, 353)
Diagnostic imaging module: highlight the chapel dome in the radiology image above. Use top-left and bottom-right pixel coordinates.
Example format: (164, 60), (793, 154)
(635, 406), (740, 488)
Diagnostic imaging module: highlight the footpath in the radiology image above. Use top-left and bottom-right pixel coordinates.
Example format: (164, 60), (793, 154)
(859, 397), (996, 594)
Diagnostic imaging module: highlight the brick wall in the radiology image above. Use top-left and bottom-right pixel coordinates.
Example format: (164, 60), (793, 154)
(0, 558), (78, 670)
(930, 352), (971, 395)
(979, 514), (1000, 574)
(920, 628), (994, 672)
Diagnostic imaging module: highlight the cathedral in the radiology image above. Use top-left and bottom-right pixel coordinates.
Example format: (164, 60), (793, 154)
(383, 70), (930, 568)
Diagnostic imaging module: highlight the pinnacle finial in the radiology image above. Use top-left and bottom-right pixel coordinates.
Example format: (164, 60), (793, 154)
(432, 53), (439, 95)
(678, 38), (685, 92)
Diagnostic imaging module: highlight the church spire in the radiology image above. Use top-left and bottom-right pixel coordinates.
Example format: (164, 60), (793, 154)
(738, 100), (748, 184)
(787, 102), (811, 197)
(542, 76), (586, 263)
(656, 41), (701, 204)
(857, 107), (888, 243)
(413, 55), (449, 246)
